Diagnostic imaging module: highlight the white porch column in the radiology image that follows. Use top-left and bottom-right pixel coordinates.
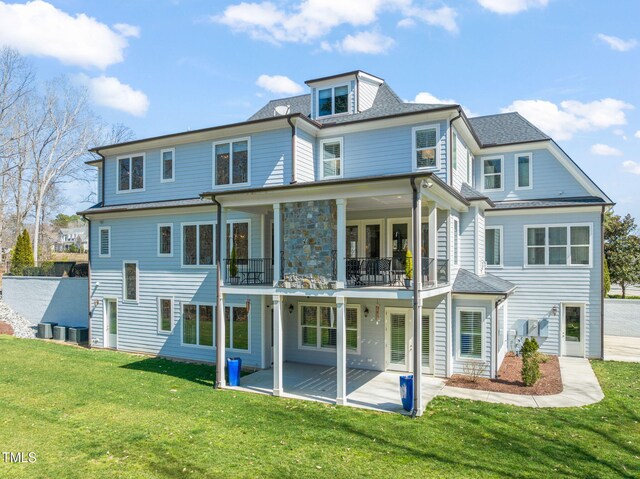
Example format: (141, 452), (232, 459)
(336, 199), (347, 288)
(220, 207), (228, 285)
(412, 187), (423, 417)
(272, 294), (283, 396)
(216, 293), (226, 388)
(428, 202), (437, 288)
(273, 203), (281, 286)
(336, 296), (347, 406)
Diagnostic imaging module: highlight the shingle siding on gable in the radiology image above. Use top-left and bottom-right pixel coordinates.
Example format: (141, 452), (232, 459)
(451, 127), (471, 192)
(295, 128), (314, 182)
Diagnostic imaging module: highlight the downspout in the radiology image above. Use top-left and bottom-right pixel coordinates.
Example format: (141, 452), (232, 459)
(448, 109), (462, 187)
(95, 149), (106, 206)
(82, 215), (92, 346)
(410, 177), (421, 417)
(212, 195), (224, 388)
(287, 116), (297, 184)
(600, 206), (605, 360)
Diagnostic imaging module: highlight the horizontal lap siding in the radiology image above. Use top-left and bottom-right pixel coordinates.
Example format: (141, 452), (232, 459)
(428, 295), (448, 377)
(476, 148), (589, 202)
(486, 211), (602, 357)
(103, 129), (290, 206)
(459, 209), (476, 273)
(451, 127), (470, 192)
(296, 128), (315, 182)
(89, 210), (265, 367)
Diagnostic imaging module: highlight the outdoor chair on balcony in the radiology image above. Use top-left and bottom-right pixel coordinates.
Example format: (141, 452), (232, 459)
(346, 258), (363, 286)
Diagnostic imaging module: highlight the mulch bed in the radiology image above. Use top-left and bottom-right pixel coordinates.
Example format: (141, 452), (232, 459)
(446, 353), (563, 395)
(0, 321), (15, 335)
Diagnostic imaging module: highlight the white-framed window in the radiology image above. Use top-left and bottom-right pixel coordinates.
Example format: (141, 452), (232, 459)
(182, 303), (214, 347)
(98, 226), (110, 257)
(452, 131), (458, 171)
(317, 84), (350, 117)
(213, 138), (250, 187)
(485, 226), (503, 267)
(299, 303), (360, 353)
(158, 223), (173, 257)
(412, 124), (441, 170)
(225, 305), (249, 351)
(161, 148), (175, 182)
(226, 220), (250, 261)
(182, 222), (215, 267)
(525, 224), (592, 267)
(482, 156), (503, 191)
(515, 152), (532, 190)
(320, 138), (343, 179)
(457, 308), (485, 360)
(452, 217), (460, 266)
(117, 154), (145, 193)
(158, 297), (174, 333)
(123, 261), (138, 302)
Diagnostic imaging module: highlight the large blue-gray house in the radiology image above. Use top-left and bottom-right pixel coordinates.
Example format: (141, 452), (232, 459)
(80, 70), (611, 415)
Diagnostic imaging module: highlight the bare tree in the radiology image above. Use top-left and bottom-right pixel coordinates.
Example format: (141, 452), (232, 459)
(25, 78), (97, 264)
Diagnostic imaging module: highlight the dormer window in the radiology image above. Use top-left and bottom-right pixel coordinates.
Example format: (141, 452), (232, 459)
(318, 85), (349, 117)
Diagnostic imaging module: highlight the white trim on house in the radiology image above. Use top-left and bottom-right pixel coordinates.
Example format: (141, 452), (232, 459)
(319, 137), (344, 180)
(116, 153), (146, 194)
(315, 82), (352, 119)
(560, 302), (586, 357)
(481, 155), (504, 192)
(515, 152), (533, 190)
(412, 124), (442, 172)
(485, 225), (503, 268)
(180, 221), (216, 268)
(98, 226), (111, 258)
(157, 223), (173, 257)
(122, 260), (139, 303)
(212, 137), (251, 188)
(180, 302), (215, 348)
(223, 302), (252, 354)
(157, 297), (174, 334)
(455, 307), (486, 362)
(297, 302), (361, 355)
(160, 148), (175, 183)
(523, 223), (593, 268)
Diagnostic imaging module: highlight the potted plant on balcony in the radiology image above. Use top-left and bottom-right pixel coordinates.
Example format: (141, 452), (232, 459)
(404, 249), (413, 289)
(229, 247), (239, 284)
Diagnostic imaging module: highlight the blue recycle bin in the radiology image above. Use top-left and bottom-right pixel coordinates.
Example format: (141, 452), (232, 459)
(227, 357), (242, 386)
(399, 374), (414, 412)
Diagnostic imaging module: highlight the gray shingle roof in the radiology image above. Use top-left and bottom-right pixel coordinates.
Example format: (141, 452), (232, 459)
(452, 269), (516, 295)
(248, 83), (451, 125)
(492, 196), (609, 210)
(78, 197), (212, 215)
(468, 112), (550, 147)
(460, 183), (492, 203)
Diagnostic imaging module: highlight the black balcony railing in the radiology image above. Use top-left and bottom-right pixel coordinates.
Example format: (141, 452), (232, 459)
(224, 258), (273, 285)
(344, 257), (449, 288)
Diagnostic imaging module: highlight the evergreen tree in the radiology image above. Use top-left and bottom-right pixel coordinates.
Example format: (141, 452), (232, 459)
(10, 229), (35, 275)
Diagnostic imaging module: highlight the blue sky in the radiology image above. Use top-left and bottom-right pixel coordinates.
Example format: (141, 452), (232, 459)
(1, 0), (639, 220)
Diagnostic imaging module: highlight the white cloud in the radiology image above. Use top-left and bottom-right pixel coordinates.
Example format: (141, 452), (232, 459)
(597, 33), (637, 52)
(77, 74), (149, 116)
(635, 130), (640, 139)
(622, 160), (640, 175)
(502, 98), (634, 140)
(410, 92), (477, 117)
(0, 1), (138, 69)
(113, 23), (140, 38)
(213, 0), (457, 48)
(256, 74), (304, 95)
(477, 0), (548, 14)
(338, 31), (395, 54)
(590, 144), (623, 156)
(397, 17), (415, 28)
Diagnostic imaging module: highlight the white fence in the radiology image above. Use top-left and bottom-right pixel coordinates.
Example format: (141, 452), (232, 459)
(604, 299), (640, 337)
(2, 276), (89, 327)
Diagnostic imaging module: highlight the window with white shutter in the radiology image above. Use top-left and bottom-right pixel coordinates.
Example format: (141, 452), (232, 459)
(457, 309), (484, 360)
(99, 227), (110, 257)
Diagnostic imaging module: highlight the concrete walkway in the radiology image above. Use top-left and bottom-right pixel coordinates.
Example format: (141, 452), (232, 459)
(440, 357), (604, 408)
(604, 335), (640, 362)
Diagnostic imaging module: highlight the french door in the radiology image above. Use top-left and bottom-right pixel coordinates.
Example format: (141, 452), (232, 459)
(386, 308), (434, 373)
(104, 299), (118, 349)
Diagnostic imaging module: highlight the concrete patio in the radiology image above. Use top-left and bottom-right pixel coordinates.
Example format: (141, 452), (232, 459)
(230, 362), (446, 414)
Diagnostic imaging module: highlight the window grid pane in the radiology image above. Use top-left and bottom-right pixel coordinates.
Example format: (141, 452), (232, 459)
(160, 299), (172, 331)
(131, 156), (144, 189)
(160, 226), (171, 255)
(183, 304), (197, 344)
(199, 224), (213, 265)
(232, 141), (248, 184)
(517, 155), (530, 187)
(162, 150), (173, 180)
(215, 143), (230, 185)
(334, 85), (349, 114)
(124, 263), (136, 300)
(199, 305), (213, 346)
(183, 225), (197, 265)
(232, 307), (249, 350)
(119, 158), (130, 191)
(318, 88), (332, 116)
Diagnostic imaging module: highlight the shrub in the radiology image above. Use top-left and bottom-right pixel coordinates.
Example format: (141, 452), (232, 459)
(229, 247), (238, 278)
(521, 338), (541, 386)
(462, 360), (487, 382)
(604, 257), (611, 297)
(10, 229), (35, 275)
(405, 249), (413, 280)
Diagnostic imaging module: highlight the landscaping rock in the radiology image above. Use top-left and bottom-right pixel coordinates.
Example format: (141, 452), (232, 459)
(0, 300), (36, 339)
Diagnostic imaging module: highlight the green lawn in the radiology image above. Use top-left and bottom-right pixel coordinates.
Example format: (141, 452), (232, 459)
(0, 337), (639, 478)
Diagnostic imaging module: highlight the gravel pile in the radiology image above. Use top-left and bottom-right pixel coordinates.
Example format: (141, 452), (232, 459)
(0, 300), (36, 339)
